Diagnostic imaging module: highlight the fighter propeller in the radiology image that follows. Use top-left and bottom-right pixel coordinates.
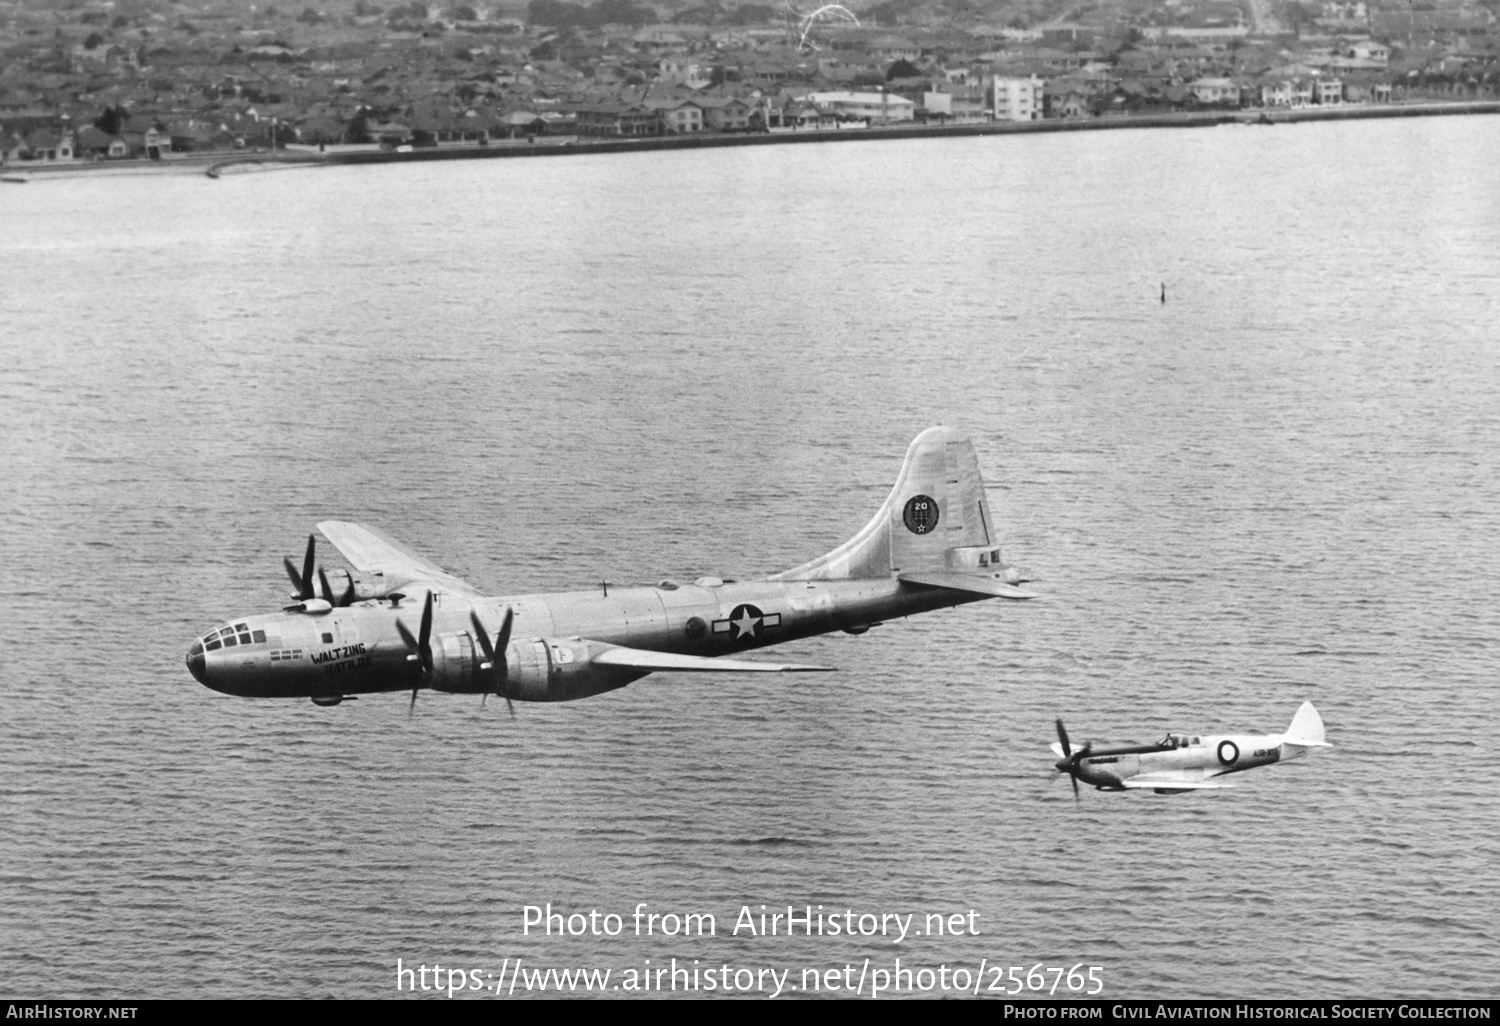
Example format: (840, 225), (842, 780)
(1054, 718), (1092, 800)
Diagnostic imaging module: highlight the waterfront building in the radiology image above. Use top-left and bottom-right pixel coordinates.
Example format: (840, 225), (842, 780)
(645, 98), (705, 133)
(920, 87), (990, 124)
(798, 91), (916, 124)
(697, 97), (756, 132)
(988, 75), (1044, 121)
(1261, 81), (1298, 106)
(23, 128), (74, 161)
(73, 125), (128, 159)
(1189, 77), (1243, 106)
(570, 101), (661, 137)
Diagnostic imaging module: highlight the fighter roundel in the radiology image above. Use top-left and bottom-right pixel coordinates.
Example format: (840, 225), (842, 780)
(712, 604), (782, 645)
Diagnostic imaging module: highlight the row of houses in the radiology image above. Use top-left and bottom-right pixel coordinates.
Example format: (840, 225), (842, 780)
(1184, 75), (1392, 107)
(569, 75), (1047, 136)
(1, 118), (254, 163)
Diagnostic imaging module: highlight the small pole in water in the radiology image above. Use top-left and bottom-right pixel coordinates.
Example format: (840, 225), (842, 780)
(1160, 282), (1166, 304)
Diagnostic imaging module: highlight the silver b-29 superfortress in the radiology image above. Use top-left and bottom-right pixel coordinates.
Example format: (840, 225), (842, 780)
(187, 427), (1035, 711)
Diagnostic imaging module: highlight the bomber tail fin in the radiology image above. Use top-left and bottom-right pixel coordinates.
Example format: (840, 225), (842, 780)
(1281, 701), (1330, 748)
(770, 426), (1031, 596)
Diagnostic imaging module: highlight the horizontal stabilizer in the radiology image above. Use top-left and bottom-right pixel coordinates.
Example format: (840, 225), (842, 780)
(592, 646), (834, 673)
(898, 571), (1037, 600)
(1120, 778), (1230, 790)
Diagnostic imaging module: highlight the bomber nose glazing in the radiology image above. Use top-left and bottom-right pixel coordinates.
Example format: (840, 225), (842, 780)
(186, 641), (207, 685)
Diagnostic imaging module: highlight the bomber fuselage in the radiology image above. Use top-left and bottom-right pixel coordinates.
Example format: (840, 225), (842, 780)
(187, 576), (980, 703)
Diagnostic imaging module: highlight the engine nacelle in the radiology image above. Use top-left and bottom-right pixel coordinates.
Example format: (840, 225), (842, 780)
(505, 637), (636, 703)
(424, 632), (638, 702)
(321, 567), (391, 603)
(426, 630), (485, 693)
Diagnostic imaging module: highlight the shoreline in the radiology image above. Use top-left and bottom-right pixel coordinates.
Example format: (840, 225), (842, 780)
(6, 100), (1498, 180)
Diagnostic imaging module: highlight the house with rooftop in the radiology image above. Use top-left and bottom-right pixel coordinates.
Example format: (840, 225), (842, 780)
(645, 96), (704, 132)
(1188, 76), (1241, 105)
(697, 95), (755, 132)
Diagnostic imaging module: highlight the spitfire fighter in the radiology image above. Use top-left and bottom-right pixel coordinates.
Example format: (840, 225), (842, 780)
(187, 427), (1036, 710)
(1052, 703), (1330, 796)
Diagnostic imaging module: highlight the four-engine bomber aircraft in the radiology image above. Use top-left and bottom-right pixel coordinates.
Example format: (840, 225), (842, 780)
(1051, 703), (1330, 796)
(187, 426), (1036, 710)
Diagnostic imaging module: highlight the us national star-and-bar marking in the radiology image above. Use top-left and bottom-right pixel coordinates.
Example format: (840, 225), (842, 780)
(712, 603), (781, 644)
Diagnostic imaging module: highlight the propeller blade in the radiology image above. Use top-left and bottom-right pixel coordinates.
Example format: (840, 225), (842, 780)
(340, 577), (356, 607)
(395, 619), (419, 654)
(417, 592), (434, 676)
(495, 606), (513, 668)
(299, 534), (316, 600)
(470, 606), (516, 717)
(283, 556), (304, 596)
(1055, 719), (1086, 800)
(318, 568), (334, 603)
(397, 598), (436, 716)
(494, 607), (514, 717)
(469, 610), (495, 661)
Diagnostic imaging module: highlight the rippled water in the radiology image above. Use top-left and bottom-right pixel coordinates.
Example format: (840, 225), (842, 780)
(2, 116), (1498, 999)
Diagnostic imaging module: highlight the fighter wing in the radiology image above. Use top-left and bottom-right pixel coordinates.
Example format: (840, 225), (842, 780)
(592, 646), (833, 673)
(1120, 777), (1231, 790)
(317, 520), (484, 599)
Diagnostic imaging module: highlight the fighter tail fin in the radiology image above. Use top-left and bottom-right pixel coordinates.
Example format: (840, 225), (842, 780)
(770, 427), (1015, 584)
(1282, 702), (1330, 748)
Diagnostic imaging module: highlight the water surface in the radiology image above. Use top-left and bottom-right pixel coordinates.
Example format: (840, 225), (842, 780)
(2, 117), (1498, 998)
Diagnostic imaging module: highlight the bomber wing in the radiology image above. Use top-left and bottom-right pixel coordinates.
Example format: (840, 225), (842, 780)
(592, 646), (833, 673)
(317, 520), (483, 599)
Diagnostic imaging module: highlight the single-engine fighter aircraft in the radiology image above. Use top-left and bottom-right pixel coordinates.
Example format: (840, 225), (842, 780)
(1051, 702), (1330, 796)
(186, 426), (1036, 711)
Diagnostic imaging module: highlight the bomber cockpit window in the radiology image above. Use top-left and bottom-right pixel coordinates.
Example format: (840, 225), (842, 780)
(202, 625), (267, 650)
